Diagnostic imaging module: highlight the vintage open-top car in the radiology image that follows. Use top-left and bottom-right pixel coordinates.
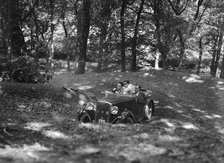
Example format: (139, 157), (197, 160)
(77, 90), (155, 124)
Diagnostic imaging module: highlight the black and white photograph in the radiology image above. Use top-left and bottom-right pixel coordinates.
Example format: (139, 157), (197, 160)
(1, 0), (224, 162)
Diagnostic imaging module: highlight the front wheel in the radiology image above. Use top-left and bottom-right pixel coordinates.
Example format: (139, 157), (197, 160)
(79, 113), (92, 123)
(144, 100), (154, 120)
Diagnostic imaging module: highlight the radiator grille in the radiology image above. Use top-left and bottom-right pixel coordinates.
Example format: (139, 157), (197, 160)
(95, 102), (111, 123)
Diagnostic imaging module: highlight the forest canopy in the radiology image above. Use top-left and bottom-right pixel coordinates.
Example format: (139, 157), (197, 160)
(1, 0), (224, 78)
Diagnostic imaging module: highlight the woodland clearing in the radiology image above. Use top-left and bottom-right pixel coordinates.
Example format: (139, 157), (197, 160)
(1, 69), (224, 163)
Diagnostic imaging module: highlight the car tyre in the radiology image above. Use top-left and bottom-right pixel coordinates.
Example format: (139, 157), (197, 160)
(79, 113), (91, 123)
(144, 100), (154, 120)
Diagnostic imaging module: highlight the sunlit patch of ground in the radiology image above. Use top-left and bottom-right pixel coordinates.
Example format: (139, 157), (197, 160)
(43, 130), (71, 139)
(0, 143), (50, 162)
(182, 74), (204, 83)
(114, 143), (167, 161)
(151, 118), (200, 131)
(25, 122), (52, 131)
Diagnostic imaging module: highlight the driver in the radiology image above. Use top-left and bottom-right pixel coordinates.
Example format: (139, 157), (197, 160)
(134, 85), (141, 95)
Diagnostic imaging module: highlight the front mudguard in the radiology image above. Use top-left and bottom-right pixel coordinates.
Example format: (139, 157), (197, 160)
(77, 110), (96, 122)
(111, 110), (136, 124)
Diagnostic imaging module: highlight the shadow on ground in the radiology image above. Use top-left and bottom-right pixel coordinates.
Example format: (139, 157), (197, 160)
(0, 70), (224, 163)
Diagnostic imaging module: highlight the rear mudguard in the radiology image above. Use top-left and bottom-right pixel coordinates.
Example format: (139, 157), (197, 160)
(148, 99), (155, 115)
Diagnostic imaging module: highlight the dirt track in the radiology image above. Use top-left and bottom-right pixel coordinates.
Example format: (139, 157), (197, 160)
(1, 70), (224, 163)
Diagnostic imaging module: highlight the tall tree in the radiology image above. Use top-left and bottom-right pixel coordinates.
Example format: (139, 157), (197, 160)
(152, 0), (174, 69)
(45, 0), (56, 74)
(75, 0), (91, 74)
(120, 0), (127, 72)
(0, 3), (7, 56)
(220, 53), (224, 79)
(213, 1), (224, 78)
(92, 0), (117, 71)
(61, 1), (70, 71)
(131, 0), (145, 71)
(210, 29), (223, 76)
(197, 37), (203, 74)
(206, 0), (224, 77)
(168, 0), (208, 69)
(0, 0), (26, 59)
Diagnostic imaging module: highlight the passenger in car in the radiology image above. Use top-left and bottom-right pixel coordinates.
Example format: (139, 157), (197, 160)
(122, 80), (136, 95)
(112, 82), (124, 94)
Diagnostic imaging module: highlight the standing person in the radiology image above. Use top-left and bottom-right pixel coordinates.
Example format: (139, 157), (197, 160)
(122, 80), (136, 95)
(112, 82), (124, 94)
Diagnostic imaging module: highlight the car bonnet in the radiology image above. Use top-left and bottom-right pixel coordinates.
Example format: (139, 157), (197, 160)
(98, 94), (136, 105)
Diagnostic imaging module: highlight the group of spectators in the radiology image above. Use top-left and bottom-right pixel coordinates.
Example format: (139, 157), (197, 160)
(112, 80), (141, 95)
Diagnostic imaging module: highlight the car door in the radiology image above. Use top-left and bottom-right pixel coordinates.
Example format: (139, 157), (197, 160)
(132, 93), (147, 122)
(116, 100), (135, 113)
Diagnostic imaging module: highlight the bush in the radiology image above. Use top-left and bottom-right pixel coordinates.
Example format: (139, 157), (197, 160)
(12, 68), (53, 83)
(1, 56), (53, 83)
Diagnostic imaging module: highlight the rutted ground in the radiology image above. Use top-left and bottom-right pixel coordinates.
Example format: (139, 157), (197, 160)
(0, 70), (224, 163)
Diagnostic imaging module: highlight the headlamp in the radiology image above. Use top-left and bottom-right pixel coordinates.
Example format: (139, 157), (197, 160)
(85, 102), (96, 111)
(110, 106), (119, 115)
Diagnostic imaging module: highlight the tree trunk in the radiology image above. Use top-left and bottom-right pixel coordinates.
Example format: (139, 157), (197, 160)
(75, 0), (91, 74)
(210, 52), (216, 76)
(131, 0), (144, 72)
(62, 10), (70, 71)
(220, 55), (224, 79)
(0, 8), (8, 58)
(8, 0), (26, 56)
(210, 31), (223, 77)
(162, 51), (168, 70)
(30, 28), (38, 71)
(220, 53), (224, 79)
(131, 37), (137, 71)
(155, 51), (160, 69)
(153, 0), (169, 70)
(97, 23), (108, 72)
(46, 0), (55, 75)
(120, 0), (127, 72)
(177, 29), (185, 70)
(210, 36), (217, 76)
(197, 37), (203, 75)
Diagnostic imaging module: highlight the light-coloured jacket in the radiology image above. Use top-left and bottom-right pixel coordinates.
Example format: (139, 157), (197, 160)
(122, 84), (136, 95)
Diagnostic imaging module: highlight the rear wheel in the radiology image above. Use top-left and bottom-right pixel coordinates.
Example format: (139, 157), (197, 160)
(144, 100), (154, 120)
(79, 113), (91, 123)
